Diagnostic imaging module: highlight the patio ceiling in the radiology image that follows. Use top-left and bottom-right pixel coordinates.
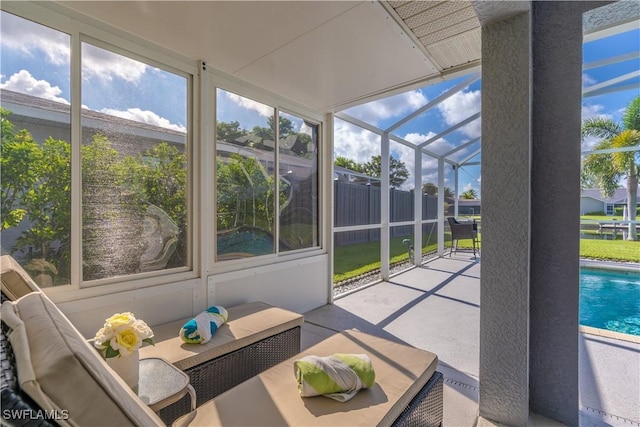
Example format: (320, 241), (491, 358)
(57, 1), (481, 112)
(53, 1), (640, 168)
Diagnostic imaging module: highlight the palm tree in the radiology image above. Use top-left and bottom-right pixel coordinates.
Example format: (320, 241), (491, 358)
(582, 96), (640, 240)
(461, 189), (477, 200)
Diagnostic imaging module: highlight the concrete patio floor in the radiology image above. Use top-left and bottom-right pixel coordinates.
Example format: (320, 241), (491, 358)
(301, 255), (640, 426)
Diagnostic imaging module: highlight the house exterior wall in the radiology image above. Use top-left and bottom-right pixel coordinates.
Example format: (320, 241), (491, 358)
(580, 196), (605, 214)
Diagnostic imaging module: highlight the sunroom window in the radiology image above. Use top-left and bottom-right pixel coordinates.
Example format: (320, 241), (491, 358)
(80, 42), (189, 281)
(1, 10), (191, 287)
(1, 11), (72, 287)
(215, 89), (320, 261)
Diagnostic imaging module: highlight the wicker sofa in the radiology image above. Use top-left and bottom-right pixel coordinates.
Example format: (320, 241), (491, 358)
(1, 255), (443, 426)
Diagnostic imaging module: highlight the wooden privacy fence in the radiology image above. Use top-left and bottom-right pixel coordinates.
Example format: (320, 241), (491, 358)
(334, 181), (438, 246)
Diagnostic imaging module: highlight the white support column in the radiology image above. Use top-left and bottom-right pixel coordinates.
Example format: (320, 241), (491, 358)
(437, 158), (445, 256)
(326, 113), (336, 304)
(454, 165), (459, 218)
(414, 147), (422, 266)
(381, 133), (390, 280)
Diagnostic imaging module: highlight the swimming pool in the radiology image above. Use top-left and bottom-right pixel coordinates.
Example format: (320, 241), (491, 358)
(580, 267), (640, 336)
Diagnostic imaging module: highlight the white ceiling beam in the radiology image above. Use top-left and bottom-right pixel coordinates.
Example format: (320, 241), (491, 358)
(458, 148), (481, 166)
(441, 137), (481, 160)
(582, 70), (640, 97)
(583, 51), (640, 71)
(417, 112), (481, 148)
(384, 72), (481, 134)
(334, 112), (383, 136)
(582, 145), (640, 156)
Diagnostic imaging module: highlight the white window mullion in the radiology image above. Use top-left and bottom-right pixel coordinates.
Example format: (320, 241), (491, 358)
(71, 31), (82, 288)
(274, 108), (280, 255)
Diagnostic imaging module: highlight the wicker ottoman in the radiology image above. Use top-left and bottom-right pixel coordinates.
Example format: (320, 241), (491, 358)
(139, 302), (303, 424)
(174, 329), (443, 427)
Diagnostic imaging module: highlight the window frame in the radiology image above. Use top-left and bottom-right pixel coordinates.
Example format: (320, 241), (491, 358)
(209, 73), (325, 274)
(1, 2), (199, 294)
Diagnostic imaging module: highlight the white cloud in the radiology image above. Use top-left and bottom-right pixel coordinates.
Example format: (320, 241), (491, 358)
(82, 44), (147, 83)
(99, 107), (186, 132)
(1, 12), (70, 66)
(343, 90), (428, 126)
(581, 135), (601, 151)
(438, 90), (481, 138)
(334, 119), (380, 164)
(226, 92), (273, 117)
(581, 103), (612, 121)
(2, 13), (147, 84)
(0, 70), (69, 104)
(582, 73), (597, 87)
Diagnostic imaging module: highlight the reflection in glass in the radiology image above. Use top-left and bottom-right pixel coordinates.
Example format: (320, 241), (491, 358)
(216, 89), (276, 260)
(81, 43), (188, 281)
(0, 12), (71, 286)
(278, 112), (319, 252)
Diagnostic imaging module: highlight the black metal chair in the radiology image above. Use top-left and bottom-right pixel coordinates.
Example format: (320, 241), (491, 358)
(447, 217), (478, 259)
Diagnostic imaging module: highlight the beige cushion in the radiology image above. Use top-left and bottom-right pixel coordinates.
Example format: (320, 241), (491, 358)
(1, 293), (164, 427)
(1, 255), (41, 300)
(173, 329), (438, 427)
(140, 301), (303, 370)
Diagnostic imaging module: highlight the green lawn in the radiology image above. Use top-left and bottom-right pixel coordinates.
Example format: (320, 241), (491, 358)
(333, 229), (638, 283)
(580, 239), (639, 262)
(333, 235), (442, 282)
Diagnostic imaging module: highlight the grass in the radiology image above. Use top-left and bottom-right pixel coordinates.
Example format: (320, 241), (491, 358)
(581, 215), (624, 221)
(333, 226), (638, 283)
(333, 235), (443, 282)
(580, 239), (640, 262)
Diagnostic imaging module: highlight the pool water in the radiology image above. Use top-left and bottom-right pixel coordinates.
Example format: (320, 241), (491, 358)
(580, 268), (640, 336)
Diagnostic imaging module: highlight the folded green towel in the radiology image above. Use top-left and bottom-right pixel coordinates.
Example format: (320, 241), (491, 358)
(294, 353), (375, 402)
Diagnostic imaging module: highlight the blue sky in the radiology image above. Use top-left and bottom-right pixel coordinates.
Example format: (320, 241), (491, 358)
(1, 10), (639, 198)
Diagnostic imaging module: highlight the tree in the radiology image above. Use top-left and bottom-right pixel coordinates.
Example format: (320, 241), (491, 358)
(422, 182), (438, 196)
(1, 108), (41, 231)
(582, 95), (640, 240)
(361, 155), (409, 188)
(1, 110), (189, 281)
(422, 182), (454, 198)
(334, 156), (364, 173)
(216, 121), (246, 142)
(461, 189), (478, 199)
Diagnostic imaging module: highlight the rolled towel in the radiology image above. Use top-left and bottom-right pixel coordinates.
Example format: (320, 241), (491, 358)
(179, 306), (228, 344)
(294, 353), (375, 402)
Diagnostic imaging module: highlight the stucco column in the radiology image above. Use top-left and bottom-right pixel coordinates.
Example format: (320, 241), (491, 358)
(479, 2), (605, 425)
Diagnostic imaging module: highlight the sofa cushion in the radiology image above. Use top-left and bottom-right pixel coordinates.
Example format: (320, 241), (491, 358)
(0, 255), (40, 301)
(173, 329), (438, 427)
(1, 293), (164, 427)
(140, 301), (303, 371)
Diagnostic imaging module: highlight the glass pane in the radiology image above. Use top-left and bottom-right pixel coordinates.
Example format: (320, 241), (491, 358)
(333, 230), (381, 294)
(390, 225), (413, 273)
(278, 112), (319, 252)
(216, 89), (275, 260)
(333, 118), (381, 226)
(81, 42), (188, 281)
(1, 12), (71, 286)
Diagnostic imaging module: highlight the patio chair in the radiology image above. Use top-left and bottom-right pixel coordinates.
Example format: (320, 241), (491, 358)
(447, 217), (478, 259)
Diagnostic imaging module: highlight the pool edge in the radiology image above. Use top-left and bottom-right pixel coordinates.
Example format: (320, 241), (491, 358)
(580, 259), (640, 273)
(580, 325), (640, 344)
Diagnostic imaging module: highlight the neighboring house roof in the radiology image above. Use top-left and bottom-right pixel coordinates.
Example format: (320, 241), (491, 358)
(581, 188), (640, 204)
